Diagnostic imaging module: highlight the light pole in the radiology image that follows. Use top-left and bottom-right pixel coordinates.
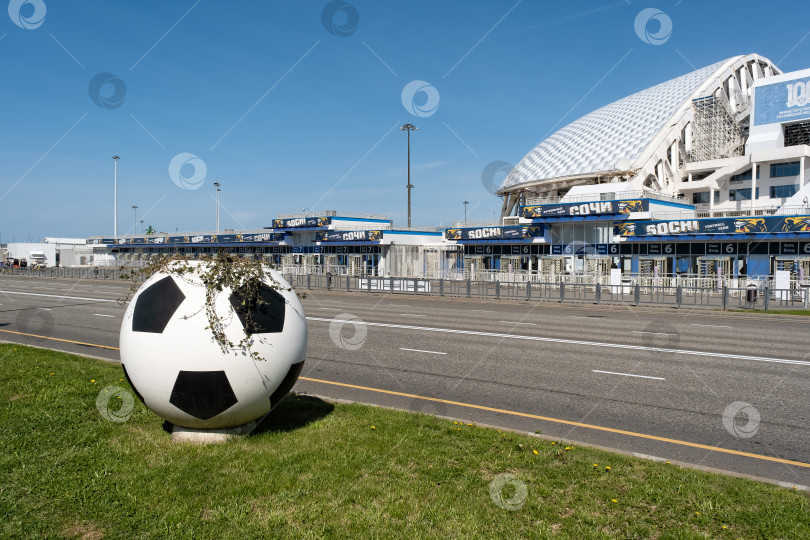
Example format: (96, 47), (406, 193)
(400, 123), (417, 228)
(213, 182), (221, 233)
(463, 200), (469, 224)
(131, 205), (138, 235)
(112, 156), (119, 241)
(139, 220), (144, 235)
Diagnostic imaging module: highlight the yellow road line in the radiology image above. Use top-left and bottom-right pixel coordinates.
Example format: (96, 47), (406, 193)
(299, 376), (810, 469)
(0, 329), (120, 350)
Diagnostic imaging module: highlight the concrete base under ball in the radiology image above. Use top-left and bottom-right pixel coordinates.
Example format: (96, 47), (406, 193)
(170, 419), (261, 444)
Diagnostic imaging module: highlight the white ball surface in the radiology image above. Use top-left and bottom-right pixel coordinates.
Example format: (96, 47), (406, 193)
(119, 263), (307, 429)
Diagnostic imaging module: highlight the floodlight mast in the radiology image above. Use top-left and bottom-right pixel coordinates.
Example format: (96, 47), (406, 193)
(401, 124), (417, 228)
(112, 156), (120, 242)
(213, 182), (221, 233)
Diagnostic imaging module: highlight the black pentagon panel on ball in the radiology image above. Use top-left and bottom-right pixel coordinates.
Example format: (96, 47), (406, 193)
(229, 282), (286, 335)
(169, 370), (238, 420)
(132, 276), (186, 333)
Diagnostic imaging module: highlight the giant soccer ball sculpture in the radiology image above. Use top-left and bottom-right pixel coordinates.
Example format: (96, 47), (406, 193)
(119, 263), (307, 429)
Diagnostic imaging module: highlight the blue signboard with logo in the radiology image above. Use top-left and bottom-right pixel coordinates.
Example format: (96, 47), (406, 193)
(113, 233), (285, 245)
(614, 215), (810, 236)
(445, 225), (544, 241)
(754, 75), (810, 126)
(318, 230), (383, 242)
(235, 232), (285, 242)
(272, 216), (330, 228)
(521, 199), (648, 218)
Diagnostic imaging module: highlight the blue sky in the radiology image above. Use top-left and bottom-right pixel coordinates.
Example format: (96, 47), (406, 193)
(1, 0), (808, 241)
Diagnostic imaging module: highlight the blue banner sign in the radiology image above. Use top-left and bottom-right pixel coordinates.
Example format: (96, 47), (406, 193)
(445, 225), (544, 241)
(614, 215), (810, 236)
(111, 233), (285, 245)
(236, 232), (285, 242)
(754, 75), (810, 126)
(521, 199), (648, 218)
(317, 230), (383, 242)
(272, 216), (330, 228)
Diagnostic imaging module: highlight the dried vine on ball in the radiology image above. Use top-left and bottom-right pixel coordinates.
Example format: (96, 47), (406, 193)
(119, 252), (304, 361)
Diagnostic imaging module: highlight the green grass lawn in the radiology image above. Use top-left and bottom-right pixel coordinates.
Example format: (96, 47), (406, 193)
(732, 308), (810, 316)
(1, 344), (807, 539)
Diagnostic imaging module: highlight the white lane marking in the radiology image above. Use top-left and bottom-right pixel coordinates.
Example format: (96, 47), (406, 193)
(691, 323), (733, 329)
(569, 315), (598, 319)
(400, 347), (446, 355)
(317, 307), (341, 311)
(632, 331), (677, 336)
(93, 314), (115, 318)
(593, 370), (665, 381)
(38, 308), (53, 311)
(389, 304), (411, 307)
(470, 309), (495, 313)
(400, 313), (425, 317)
(306, 317), (810, 367)
(499, 321), (535, 325)
(0, 290), (118, 303)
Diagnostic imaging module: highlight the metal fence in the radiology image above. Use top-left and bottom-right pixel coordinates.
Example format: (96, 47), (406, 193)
(3, 266), (125, 280)
(4, 267), (809, 311)
(284, 273), (810, 311)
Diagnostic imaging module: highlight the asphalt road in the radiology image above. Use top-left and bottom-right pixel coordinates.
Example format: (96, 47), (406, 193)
(1, 274), (808, 488)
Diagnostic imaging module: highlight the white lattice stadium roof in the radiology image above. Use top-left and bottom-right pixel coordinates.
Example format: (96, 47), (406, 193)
(500, 58), (733, 191)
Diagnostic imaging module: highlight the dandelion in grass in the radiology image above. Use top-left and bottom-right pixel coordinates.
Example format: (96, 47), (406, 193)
(611, 499), (618, 503)
(533, 450), (538, 455)
(605, 466), (611, 471)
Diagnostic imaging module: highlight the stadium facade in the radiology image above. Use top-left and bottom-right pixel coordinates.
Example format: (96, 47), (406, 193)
(23, 53), (810, 286)
(492, 53), (810, 282)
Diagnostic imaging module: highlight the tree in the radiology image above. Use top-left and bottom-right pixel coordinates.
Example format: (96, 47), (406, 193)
(145, 225), (156, 235)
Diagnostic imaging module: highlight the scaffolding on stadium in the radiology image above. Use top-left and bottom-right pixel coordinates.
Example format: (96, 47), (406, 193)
(784, 121), (810, 147)
(689, 95), (745, 162)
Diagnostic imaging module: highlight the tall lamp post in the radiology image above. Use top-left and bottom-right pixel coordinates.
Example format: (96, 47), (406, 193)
(131, 205), (138, 235)
(112, 156), (120, 242)
(213, 182), (221, 233)
(400, 123), (417, 228)
(463, 200), (469, 224)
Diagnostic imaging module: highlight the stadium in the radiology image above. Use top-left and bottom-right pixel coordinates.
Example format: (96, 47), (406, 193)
(5, 54), (810, 289)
